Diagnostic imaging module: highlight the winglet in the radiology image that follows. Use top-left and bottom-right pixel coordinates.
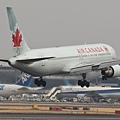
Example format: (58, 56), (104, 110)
(64, 80), (71, 86)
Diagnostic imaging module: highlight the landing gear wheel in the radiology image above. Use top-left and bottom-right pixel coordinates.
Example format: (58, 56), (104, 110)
(34, 79), (39, 85)
(37, 82), (41, 87)
(81, 82), (84, 88)
(78, 80), (84, 87)
(78, 80), (82, 86)
(78, 79), (90, 88)
(42, 81), (46, 87)
(78, 73), (90, 87)
(34, 77), (46, 87)
(83, 80), (89, 87)
(86, 81), (90, 88)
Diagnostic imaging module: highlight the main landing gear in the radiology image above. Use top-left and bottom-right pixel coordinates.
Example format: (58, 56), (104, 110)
(78, 73), (90, 88)
(34, 76), (46, 87)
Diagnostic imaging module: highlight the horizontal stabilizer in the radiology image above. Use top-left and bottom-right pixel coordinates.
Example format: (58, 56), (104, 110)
(0, 59), (9, 62)
(18, 87), (43, 91)
(17, 57), (55, 63)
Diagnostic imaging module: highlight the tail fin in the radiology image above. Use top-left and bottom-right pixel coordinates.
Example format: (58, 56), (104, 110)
(6, 7), (30, 56)
(15, 73), (33, 87)
(64, 80), (71, 86)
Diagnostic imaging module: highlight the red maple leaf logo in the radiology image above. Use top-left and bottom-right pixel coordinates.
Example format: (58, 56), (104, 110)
(12, 28), (22, 47)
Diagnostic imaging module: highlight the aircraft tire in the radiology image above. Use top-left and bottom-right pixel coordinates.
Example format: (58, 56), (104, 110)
(81, 81), (84, 87)
(34, 79), (39, 85)
(37, 83), (41, 87)
(78, 80), (82, 85)
(42, 81), (46, 87)
(78, 80), (86, 87)
(86, 82), (90, 87)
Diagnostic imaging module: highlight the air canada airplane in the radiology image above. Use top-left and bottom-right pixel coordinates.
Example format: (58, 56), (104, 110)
(0, 73), (43, 98)
(0, 7), (120, 87)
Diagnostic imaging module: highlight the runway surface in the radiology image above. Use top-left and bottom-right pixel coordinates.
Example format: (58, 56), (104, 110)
(0, 102), (120, 120)
(1, 101), (120, 108)
(0, 113), (120, 120)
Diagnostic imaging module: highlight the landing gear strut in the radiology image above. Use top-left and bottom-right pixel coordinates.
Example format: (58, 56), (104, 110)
(101, 70), (108, 80)
(102, 76), (107, 80)
(78, 73), (90, 88)
(34, 76), (46, 87)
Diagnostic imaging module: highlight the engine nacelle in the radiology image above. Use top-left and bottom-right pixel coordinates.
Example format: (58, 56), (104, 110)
(101, 65), (120, 78)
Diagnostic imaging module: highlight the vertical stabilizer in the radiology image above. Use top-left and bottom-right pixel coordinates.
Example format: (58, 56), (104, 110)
(6, 7), (30, 56)
(64, 80), (71, 86)
(15, 73), (33, 87)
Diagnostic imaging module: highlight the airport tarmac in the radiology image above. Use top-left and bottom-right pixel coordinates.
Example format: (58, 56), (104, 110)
(0, 102), (120, 120)
(0, 113), (120, 120)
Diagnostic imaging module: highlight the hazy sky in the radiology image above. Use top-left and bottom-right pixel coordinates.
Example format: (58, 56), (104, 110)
(0, 0), (120, 62)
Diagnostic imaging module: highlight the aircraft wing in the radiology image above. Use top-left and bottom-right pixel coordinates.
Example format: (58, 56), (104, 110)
(0, 57), (55, 64)
(85, 91), (103, 99)
(16, 56), (55, 63)
(18, 87), (43, 91)
(69, 59), (120, 74)
(18, 87), (30, 91)
(85, 91), (100, 96)
(0, 58), (9, 62)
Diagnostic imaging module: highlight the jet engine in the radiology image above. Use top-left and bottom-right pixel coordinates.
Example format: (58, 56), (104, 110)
(101, 65), (120, 80)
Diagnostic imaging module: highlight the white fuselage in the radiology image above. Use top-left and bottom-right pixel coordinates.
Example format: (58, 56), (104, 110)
(0, 84), (40, 98)
(60, 86), (120, 98)
(9, 43), (116, 76)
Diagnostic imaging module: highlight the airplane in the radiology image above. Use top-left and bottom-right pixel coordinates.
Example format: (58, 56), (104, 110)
(0, 7), (120, 87)
(58, 80), (120, 100)
(0, 73), (43, 98)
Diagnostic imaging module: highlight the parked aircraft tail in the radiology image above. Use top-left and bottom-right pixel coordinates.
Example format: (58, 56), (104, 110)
(15, 73), (33, 87)
(64, 80), (71, 86)
(6, 7), (30, 56)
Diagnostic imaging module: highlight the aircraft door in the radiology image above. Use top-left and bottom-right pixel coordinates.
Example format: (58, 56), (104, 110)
(78, 52), (83, 61)
(41, 55), (45, 66)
